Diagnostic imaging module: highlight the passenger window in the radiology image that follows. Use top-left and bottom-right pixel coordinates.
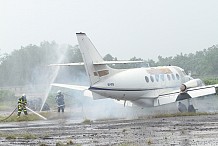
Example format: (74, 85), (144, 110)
(167, 74), (171, 80)
(160, 74), (164, 81)
(145, 76), (149, 82)
(171, 74), (175, 80)
(155, 74), (159, 82)
(150, 75), (154, 82)
(176, 74), (180, 80)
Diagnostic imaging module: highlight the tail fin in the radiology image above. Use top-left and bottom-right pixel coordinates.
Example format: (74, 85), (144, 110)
(76, 33), (111, 85)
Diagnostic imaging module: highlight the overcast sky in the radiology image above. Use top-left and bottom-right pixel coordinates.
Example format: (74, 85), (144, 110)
(1, 0), (218, 60)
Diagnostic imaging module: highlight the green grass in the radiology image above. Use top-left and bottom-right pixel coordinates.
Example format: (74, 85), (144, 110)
(5, 135), (16, 139)
(55, 141), (65, 146)
(0, 112), (50, 122)
(82, 119), (92, 124)
(147, 138), (152, 145)
(0, 105), (16, 111)
(203, 78), (218, 94)
(23, 133), (37, 139)
(203, 78), (218, 85)
(153, 112), (216, 118)
(0, 133), (37, 139)
(118, 143), (138, 146)
(66, 140), (74, 145)
(39, 144), (49, 146)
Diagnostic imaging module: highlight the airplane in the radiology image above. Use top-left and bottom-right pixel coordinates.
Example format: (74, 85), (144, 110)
(51, 33), (218, 109)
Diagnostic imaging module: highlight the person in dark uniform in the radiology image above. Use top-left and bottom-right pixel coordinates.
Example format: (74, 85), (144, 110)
(56, 90), (65, 113)
(17, 94), (28, 118)
(176, 84), (196, 113)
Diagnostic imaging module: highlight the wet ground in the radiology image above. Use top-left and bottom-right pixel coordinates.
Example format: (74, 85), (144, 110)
(1, 113), (218, 146)
(1, 95), (218, 146)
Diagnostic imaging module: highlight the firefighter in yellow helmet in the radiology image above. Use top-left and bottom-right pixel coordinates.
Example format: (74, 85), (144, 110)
(17, 94), (28, 118)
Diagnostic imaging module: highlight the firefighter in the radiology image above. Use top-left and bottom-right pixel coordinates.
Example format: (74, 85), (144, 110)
(56, 90), (65, 113)
(17, 94), (28, 118)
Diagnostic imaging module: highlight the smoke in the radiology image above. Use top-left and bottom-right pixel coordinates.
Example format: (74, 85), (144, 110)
(52, 76), (140, 121)
(25, 42), (218, 121)
(192, 95), (218, 113)
(59, 83), (179, 121)
(69, 94), (141, 121)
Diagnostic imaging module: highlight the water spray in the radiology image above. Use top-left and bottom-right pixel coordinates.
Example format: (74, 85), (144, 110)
(39, 48), (67, 112)
(26, 106), (47, 120)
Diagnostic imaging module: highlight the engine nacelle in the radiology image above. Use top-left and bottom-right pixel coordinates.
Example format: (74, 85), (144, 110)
(183, 78), (204, 89)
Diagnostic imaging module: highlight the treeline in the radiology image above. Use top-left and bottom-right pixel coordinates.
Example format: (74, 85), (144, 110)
(103, 45), (218, 77)
(0, 42), (218, 86)
(156, 45), (218, 76)
(0, 42), (84, 86)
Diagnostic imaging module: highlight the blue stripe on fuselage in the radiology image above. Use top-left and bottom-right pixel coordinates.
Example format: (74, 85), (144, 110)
(89, 87), (163, 92)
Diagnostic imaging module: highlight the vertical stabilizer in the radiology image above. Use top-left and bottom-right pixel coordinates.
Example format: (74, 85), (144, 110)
(76, 33), (110, 85)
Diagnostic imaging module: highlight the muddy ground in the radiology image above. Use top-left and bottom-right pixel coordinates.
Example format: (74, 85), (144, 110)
(1, 113), (218, 146)
(1, 95), (218, 146)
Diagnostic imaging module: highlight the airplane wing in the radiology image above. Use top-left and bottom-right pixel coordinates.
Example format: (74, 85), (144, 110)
(51, 83), (89, 91)
(51, 83), (106, 99)
(155, 84), (218, 106)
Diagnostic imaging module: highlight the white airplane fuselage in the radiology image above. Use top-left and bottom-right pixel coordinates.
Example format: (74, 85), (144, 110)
(89, 66), (191, 106)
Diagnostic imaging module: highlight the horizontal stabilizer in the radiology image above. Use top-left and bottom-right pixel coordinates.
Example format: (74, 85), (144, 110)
(48, 63), (84, 66)
(49, 60), (144, 66)
(51, 83), (89, 91)
(93, 60), (144, 65)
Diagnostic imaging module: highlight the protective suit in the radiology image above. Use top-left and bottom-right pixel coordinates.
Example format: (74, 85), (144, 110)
(17, 94), (28, 117)
(56, 90), (65, 112)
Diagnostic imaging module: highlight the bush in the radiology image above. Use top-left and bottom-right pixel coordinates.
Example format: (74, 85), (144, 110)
(203, 78), (218, 85)
(203, 78), (218, 94)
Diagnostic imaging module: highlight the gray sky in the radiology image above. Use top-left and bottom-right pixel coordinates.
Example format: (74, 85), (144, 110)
(1, 0), (218, 60)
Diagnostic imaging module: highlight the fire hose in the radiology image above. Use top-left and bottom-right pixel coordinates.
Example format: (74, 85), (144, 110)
(0, 106), (47, 121)
(0, 106), (17, 122)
